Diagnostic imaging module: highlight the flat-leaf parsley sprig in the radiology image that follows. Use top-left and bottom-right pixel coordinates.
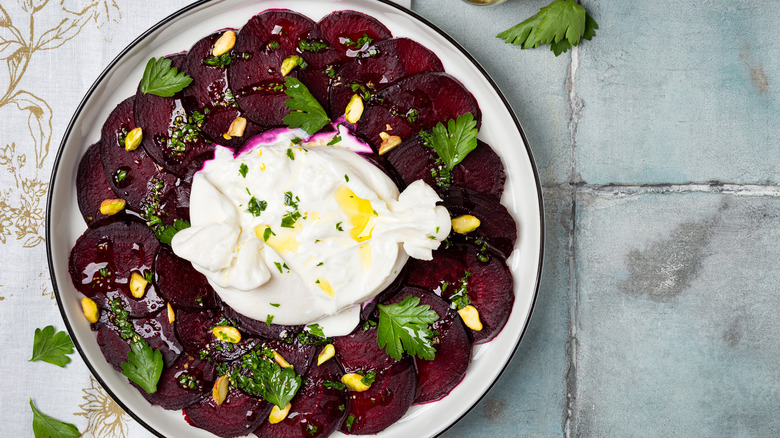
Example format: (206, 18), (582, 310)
(497, 0), (598, 56)
(421, 112), (479, 188)
(139, 57), (194, 97)
(283, 77), (331, 135)
(30, 325), (74, 367)
(376, 296), (440, 361)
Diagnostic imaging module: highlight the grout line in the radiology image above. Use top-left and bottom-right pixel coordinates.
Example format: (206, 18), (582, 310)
(544, 182), (780, 197)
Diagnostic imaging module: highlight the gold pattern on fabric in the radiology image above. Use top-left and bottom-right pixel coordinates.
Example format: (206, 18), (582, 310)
(75, 376), (130, 438)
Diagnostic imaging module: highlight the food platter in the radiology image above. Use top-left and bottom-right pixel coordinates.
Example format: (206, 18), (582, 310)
(46, 0), (544, 436)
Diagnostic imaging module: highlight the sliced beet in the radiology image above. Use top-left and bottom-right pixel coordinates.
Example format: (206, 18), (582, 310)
(385, 136), (506, 201)
(333, 325), (397, 373)
(156, 184), (191, 227)
(360, 152), (405, 191)
(222, 302), (302, 339)
(383, 287), (472, 403)
(77, 143), (117, 225)
(298, 10), (392, 110)
(98, 97), (178, 211)
(330, 38), (443, 117)
(360, 263), (408, 320)
(88, 282), (166, 319)
(405, 244), (514, 343)
(135, 54), (215, 176)
(441, 186), (517, 259)
(339, 359), (417, 435)
(182, 29), (264, 150)
(139, 354), (216, 410)
(356, 72), (481, 150)
(175, 309), (259, 362)
(228, 10), (315, 127)
(233, 339), (316, 399)
(184, 388), (269, 438)
(254, 358), (348, 438)
(154, 248), (217, 310)
(68, 217), (160, 299)
(94, 309), (181, 371)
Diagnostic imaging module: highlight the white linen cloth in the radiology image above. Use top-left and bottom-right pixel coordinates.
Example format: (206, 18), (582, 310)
(0, 0), (410, 436)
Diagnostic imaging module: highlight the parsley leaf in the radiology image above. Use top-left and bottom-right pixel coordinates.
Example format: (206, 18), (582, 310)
(30, 326), (74, 367)
(257, 354), (301, 408)
(428, 113), (479, 171)
(497, 0), (598, 56)
(246, 196), (268, 217)
(156, 219), (191, 245)
(239, 163), (248, 178)
(283, 77), (331, 135)
(306, 323), (325, 338)
(139, 57), (193, 97)
(376, 296), (439, 360)
(121, 340), (164, 394)
(30, 399), (80, 438)
(263, 227), (276, 242)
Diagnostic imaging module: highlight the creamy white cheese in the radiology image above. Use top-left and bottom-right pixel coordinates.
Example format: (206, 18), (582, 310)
(172, 128), (450, 336)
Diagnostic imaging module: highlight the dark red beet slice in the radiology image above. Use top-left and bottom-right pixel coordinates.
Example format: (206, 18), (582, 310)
(330, 38), (443, 117)
(154, 248), (217, 310)
(383, 287), (472, 404)
(94, 309), (181, 371)
(156, 184), (191, 227)
(333, 325), (397, 373)
(339, 359), (417, 435)
(441, 186), (517, 259)
(139, 354), (216, 410)
(359, 152), (405, 191)
(228, 10), (315, 127)
(356, 72), (481, 150)
(182, 30), (264, 150)
(222, 303), (302, 339)
(135, 54), (215, 176)
(298, 10), (392, 110)
(233, 339), (316, 399)
(68, 217), (160, 299)
(87, 282), (166, 319)
(98, 97), (178, 211)
(406, 244), (514, 343)
(175, 309), (260, 362)
(184, 388), (269, 438)
(385, 136), (506, 201)
(77, 143), (117, 225)
(360, 263), (408, 320)
(254, 358), (348, 438)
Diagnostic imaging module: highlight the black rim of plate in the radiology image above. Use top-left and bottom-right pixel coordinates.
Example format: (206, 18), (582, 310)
(45, 0), (546, 436)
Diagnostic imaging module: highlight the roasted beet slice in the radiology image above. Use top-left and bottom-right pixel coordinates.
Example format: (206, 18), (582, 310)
(360, 152), (405, 191)
(441, 186), (517, 259)
(228, 10), (315, 127)
(156, 184), (191, 227)
(68, 217), (159, 298)
(406, 244), (513, 343)
(298, 10), (392, 109)
(222, 303), (302, 339)
(77, 143), (117, 225)
(98, 97), (178, 211)
(175, 309), (259, 362)
(154, 248), (217, 310)
(254, 358), (348, 438)
(184, 388), (270, 438)
(94, 309), (182, 370)
(356, 72), (481, 150)
(135, 54), (215, 176)
(233, 339), (316, 399)
(385, 136), (506, 201)
(333, 325), (397, 372)
(329, 38), (443, 117)
(139, 354), (215, 410)
(384, 287), (472, 403)
(182, 29), (264, 149)
(339, 359), (417, 435)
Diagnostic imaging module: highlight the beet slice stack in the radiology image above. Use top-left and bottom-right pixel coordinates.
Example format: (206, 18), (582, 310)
(385, 136), (506, 201)
(329, 37), (444, 117)
(406, 244), (514, 343)
(332, 326), (417, 435)
(228, 10), (315, 127)
(383, 286), (472, 404)
(182, 29), (264, 150)
(98, 96), (178, 212)
(297, 10), (392, 111)
(76, 143), (117, 225)
(184, 388), (270, 438)
(356, 72), (481, 150)
(68, 218), (165, 317)
(135, 54), (215, 176)
(254, 358), (348, 438)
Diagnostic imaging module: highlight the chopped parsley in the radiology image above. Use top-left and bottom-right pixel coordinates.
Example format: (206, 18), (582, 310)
(268, 41), (280, 51)
(306, 324), (325, 338)
(328, 135), (342, 146)
(343, 33), (374, 48)
(323, 380), (346, 390)
(344, 174), (349, 182)
(444, 271), (472, 310)
(346, 414), (356, 432)
(299, 39), (329, 53)
(246, 196), (268, 217)
(286, 148), (295, 160)
(324, 64), (336, 78)
(115, 169), (128, 183)
(270, 303), (280, 308)
(263, 227), (276, 242)
(239, 163), (248, 178)
(266, 314), (275, 326)
(203, 53), (234, 68)
(336, 222), (344, 231)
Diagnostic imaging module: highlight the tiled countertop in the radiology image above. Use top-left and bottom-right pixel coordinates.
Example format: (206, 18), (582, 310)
(425, 1), (780, 436)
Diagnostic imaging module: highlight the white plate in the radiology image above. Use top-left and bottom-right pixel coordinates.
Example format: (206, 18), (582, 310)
(46, 0), (544, 436)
